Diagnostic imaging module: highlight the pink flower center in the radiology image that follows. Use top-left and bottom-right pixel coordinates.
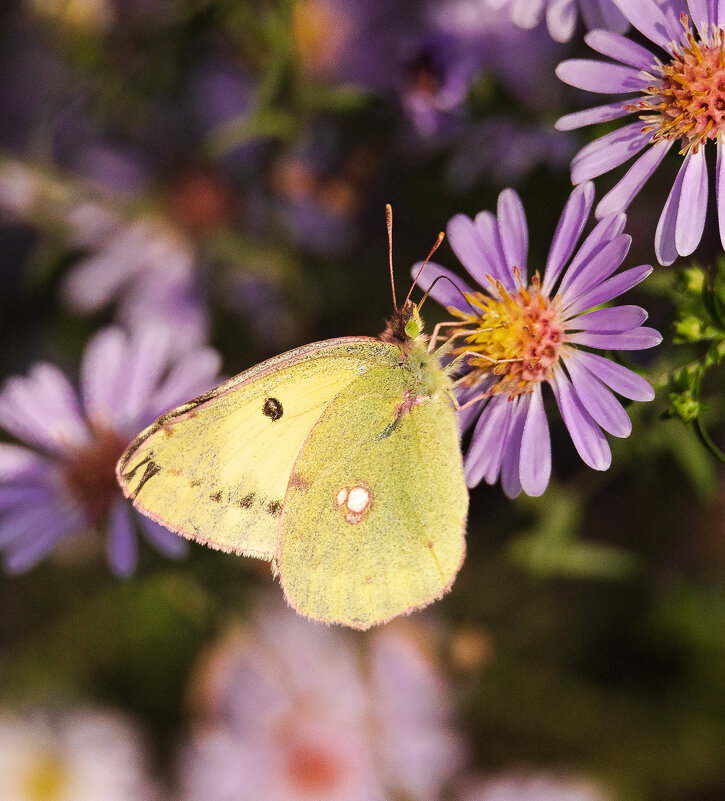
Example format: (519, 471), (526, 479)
(451, 271), (565, 398)
(285, 743), (343, 794)
(636, 14), (725, 153)
(62, 424), (127, 524)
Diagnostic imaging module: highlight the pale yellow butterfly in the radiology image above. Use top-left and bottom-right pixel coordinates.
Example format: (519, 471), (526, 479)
(116, 208), (468, 629)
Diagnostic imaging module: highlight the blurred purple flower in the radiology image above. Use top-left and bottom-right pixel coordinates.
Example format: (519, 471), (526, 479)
(0, 325), (221, 575)
(189, 56), (269, 180)
(485, 0), (628, 42)
(556, 0), (725, 264)
(0, 160), (211, 355)
(432, 0), (564, 112)
(61, 216), (210, 356)
(417, 182), (660, 498)
(0, 706), (159, 801)
(445, 116), (575, 191)
(293, 0), (479, 138)
(179, 598), (465, 801)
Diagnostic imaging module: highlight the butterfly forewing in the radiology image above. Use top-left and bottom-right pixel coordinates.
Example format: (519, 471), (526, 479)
(116, 338), (386, 559)
(277, 357), (468, 629)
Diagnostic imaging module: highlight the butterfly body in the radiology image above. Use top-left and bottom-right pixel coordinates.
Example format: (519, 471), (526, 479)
(117, 315), (468, 629)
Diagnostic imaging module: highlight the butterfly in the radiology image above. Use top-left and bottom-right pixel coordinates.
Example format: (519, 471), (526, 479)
(116, 207), (468, 629)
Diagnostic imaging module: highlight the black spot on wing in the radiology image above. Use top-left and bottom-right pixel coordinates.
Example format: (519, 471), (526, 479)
(210, 491), (222, 503)
(123, 456), (161, 500)
(263, 397), (284, 421)
(239, 492), (255, 509)
(267, 500), (283, 517)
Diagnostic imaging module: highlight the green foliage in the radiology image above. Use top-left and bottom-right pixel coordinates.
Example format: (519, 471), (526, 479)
(666, 260), (725, 463)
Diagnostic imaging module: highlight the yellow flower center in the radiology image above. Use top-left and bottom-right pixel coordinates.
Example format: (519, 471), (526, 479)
(636, 14), (725, 153)
(22, 751), (69, 801)
(451, 272), (565, 398)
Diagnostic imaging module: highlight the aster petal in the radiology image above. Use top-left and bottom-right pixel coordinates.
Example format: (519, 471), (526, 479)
(0, 485), (55, 511)
(510, 0), (546, 28)
(596, 140), (673, 218)
(570, 122), (652, 184)
(0, 366), (88, 455)
(500, 396), (529, 499)
(546, 0), (578, 42)
(2, 508), (84, 573)
(472, 211), (514, 290)
(567, 305), (648, 332)
(565, 356), (632, 436)
(148, 347), (223, 420)
(555, 60), (649, 93)
(555, 100), (634, 131)
(0, 501), (70, 547)
(519, 384), (551, 497)
(567, 349), (655, 400)
(557, 212), (627, 297)
(579, 0), (630, 32)
(675, 145), (708, 257)
(447, 214), (496, 287)
(558, 233), (632, 305)
(107, 501), (138, 577)
(497, 189), (528, 281)
(687, 0), (719, 36)
(543, 182), (595, 296)
(80, 327), (127, 422)
(568, 327), (663, 349)
(551, 367), (612, 470)
(411, 261), (475, 312)
(455, 381), (490, 434)
(0, 444), (51, 482)
(115, 326), (172, 430)
(655, 153), (690, 266)
(717, 139), (725, 251)
(137, 513), (189, 558)
(464, 397), (514, 487)
(564, 264), (653, 315)
(583, 30), (657, 70)
(611, 0), (687, 50)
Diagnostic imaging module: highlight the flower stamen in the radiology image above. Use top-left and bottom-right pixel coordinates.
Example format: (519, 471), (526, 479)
(642, 14), (725, 154)
(448, 277), (565, 398)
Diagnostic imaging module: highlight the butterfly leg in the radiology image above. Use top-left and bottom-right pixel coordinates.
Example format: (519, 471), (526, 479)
(427, 321), (464, 352)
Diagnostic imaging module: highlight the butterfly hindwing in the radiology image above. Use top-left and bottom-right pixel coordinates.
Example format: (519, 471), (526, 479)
(117, 337), (386, 559)
(277, 358), (468, 629)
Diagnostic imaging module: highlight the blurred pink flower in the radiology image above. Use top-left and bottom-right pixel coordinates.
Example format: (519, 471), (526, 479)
(460, 771), (614, 801)
(179, 598), (466, 801)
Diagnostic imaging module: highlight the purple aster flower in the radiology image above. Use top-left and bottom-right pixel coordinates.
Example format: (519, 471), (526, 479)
(486, 0), (628, 42)
(556, 0), (725, 264)
(416, 182), (660, 498)
(0, 326), (221, 575)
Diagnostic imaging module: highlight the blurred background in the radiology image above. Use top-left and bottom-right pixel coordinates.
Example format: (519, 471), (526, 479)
(1, 0), (725, 799)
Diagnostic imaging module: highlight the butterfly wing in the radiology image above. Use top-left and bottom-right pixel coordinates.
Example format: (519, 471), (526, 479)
(116, 337), (386, 560)
(276, 357), (468, 629)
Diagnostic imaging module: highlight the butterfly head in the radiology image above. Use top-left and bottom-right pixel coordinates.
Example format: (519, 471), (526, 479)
(379, 300), (425, 351)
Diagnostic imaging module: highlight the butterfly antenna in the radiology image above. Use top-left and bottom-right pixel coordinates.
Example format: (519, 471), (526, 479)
(404, 230), (445, 309)
(420, 274), (476, 314)
(386, 204), (398, 312)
